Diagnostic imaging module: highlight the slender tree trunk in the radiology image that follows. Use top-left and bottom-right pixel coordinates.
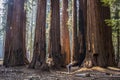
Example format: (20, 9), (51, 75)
(61, 0), (71, 67)
(84, 0), (115, 68)
(3, 0), (29, 67)
(114, 9), (120, 65)
(21, 7), (29, 65)
(48, 0), (62, 68)
(29, 0), (47, 69)
(117, 28), (119, 65)
(72, 0), (78, 62)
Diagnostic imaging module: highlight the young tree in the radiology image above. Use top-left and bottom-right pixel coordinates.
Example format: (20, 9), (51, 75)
(48, 0), (62, 68)
(3, 0), (29, 67)
(61, 0), (71, 67)
(28, 0), (47, 69)
(84, 0), (115, 68)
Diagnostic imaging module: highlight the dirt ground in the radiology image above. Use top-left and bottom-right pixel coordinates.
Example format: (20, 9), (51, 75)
(0, 65), (120, 80)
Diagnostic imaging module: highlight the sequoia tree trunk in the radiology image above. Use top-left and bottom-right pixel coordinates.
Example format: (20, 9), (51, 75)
(48, 0), (62, 68)
(3, 0), (29, 67)
(77, 0), (86, 66)
(28, 0), (47, 69)
(84, 0), (115, 68)
(61, 0), (71, 67)
(72, 0), (78, 62)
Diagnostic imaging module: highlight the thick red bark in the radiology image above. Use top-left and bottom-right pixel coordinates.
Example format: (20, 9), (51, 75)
(61, 0), (71, 66)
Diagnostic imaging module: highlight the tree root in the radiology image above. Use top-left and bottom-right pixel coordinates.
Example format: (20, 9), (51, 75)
(57, 66), (120, 75)
(71, 66), (120, 75)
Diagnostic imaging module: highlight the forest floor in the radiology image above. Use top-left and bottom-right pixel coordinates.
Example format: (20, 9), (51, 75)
(0, 61), (120, 80)
(0, 66), (119, 80)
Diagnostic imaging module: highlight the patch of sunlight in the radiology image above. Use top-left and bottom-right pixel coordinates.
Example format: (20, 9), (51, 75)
(0, 0), (3, 7)
(107, 67), (120, 71)
(0, 0), (4, 29)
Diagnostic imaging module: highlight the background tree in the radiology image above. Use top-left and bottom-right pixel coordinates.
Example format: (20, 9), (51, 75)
(110, 0), (120, 66)
(101, 0), (120, 66)
(26, 0), (37, 61)
(113, 7), (120, 66)
(3, 0), (29, 67)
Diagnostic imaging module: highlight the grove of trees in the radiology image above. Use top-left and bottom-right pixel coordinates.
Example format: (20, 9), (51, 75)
(0, 0), (119, 70)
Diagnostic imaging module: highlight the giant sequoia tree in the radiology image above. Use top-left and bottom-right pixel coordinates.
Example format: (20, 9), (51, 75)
(3, 0), (29, 67)
(84, 0), (115, 68)
(48, 0), (62, 68)
(28, 0), (47, 69)
(77, 0), (86, 66)
(61, 0), (71, 67)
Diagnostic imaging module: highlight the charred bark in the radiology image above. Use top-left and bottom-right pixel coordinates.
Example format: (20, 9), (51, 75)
(72, 0), (78, 62)
(48, 0), (62, 69)
(77, 0), (86, 66)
